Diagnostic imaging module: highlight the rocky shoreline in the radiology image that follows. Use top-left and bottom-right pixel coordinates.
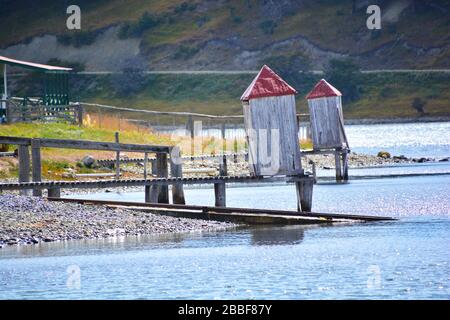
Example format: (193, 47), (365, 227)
(0, 195), (237, 248)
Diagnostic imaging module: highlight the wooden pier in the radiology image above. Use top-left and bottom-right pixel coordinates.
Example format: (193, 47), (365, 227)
(47, 198), (396, 225)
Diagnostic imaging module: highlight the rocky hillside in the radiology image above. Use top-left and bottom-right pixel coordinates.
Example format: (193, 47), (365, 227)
(1, 0), (449, 71)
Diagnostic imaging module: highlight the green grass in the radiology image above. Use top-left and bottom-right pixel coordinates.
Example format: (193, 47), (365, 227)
(0, 121), (173, 145)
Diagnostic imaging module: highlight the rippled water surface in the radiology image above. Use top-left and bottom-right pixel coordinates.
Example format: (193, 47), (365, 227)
(1, 174), (449, 299)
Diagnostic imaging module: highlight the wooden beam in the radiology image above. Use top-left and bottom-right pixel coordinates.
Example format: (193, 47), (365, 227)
(0, 135), (170, 153)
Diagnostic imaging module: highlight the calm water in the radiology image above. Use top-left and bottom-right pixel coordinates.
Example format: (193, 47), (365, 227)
(1, 174), (449, 299)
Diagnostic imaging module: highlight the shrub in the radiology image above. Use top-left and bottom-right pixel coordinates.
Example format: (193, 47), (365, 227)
(109, 57), (149, 97)
(325, 58), (362, 103)
(174, 2), (197, 14)
(118, 12), (162, 39)
(57, 30), (98, 48)
(411, 97), (426, 114)
(173, 44), (200, 60)
(259, 20), (277, 35)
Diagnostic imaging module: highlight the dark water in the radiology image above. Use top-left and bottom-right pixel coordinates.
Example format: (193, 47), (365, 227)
(0, 174), (449, 299)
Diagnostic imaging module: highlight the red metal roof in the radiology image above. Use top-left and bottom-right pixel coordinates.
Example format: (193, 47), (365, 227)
(0, 55), (72, 71)
(240, 65), (297, 101)
(306, 79), (342, 99)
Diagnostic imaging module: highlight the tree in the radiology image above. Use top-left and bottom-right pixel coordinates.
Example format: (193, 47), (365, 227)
(411, 97), (426, 115)
(264, 53), (314, 92)
(110, 57), (149, 97)
(324, 58), (362, 103)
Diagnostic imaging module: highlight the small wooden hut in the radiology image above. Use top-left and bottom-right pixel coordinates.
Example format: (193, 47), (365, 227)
(306, 79), (349, 151)
(241, 65), (302, 176)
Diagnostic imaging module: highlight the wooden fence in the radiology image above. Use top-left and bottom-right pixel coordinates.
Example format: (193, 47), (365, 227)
(1, 98), (83, 125)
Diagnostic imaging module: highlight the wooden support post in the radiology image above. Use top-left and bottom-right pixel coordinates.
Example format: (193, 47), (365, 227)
(335, 151), (343, 182)
(221, 123), (226, 154)
(342, 151), (349, 182)
(310, 160), (317, 184)
(31, 139), (42, 196)
(143, 152), (148, 180)
(77, 104), (84, 126)
(157, 153), (169, 203)
(48, 187), (60, 198)
(147, 159), (159, 203)
(214, 159), (227, 207)
(295, 177), (314, 212)
(18, 144), (30, 196)
(188, 115), (194, 159)
(170, 146), (185, 204)
(115, 132), (120, 179)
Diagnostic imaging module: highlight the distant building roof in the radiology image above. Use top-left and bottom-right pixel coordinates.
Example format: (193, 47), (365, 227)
(0, 55), (72, 72)
(240, 65), (297, 101)
(306, 79), (342, 99)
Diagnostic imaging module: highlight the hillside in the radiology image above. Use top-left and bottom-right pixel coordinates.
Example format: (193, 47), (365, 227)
(1, 0), (449, 120)
(1, 0), (449, 71)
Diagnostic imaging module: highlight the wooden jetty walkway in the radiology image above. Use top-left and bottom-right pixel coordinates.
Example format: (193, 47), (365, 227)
(48, 198), (396, 225)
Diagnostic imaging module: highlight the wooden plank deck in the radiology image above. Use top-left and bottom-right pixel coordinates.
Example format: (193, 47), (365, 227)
(48, 198), (396, 225)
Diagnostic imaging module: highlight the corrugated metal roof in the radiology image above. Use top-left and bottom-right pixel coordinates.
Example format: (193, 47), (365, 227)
(240, 65), (297, 101)
(306, 79), (342, 99)
(0, 55), (72, 72)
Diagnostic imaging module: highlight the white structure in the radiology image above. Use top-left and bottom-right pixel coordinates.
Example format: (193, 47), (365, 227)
(241, 65), (302, 176)
(306, 79), (349, 150)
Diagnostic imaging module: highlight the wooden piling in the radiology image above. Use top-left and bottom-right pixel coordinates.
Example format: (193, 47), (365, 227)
(170, 146), (185, 204)
(18, 145), (30, 196)
(115, 132), (120, 179)
(295, 177), (314, 212)
(31, 139), (42, 196)
(157, 153), (169, 203)
(342, 151), (349, 182)
(77, 104), (84, 127)
(335, 151), (342, 182)
(214, 158), (227, 207)
(146, 158), (159, 203)
(48, 187), (60, 198)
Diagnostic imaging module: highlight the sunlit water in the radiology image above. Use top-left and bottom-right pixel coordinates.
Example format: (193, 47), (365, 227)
(1, 174), (449, 299)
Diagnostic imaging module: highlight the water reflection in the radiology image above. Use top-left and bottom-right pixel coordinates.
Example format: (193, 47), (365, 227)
(250, 225), (306, 246)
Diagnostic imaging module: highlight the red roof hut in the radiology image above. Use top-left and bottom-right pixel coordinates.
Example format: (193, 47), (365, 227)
(306, 79), (348, 150)
(241, 65), (302, 176)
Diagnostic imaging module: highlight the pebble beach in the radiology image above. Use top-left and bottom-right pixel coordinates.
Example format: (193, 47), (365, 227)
(0, 195), (236, 248)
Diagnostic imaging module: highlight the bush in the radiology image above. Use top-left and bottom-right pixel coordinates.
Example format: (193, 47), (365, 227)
(173, 44), (200, 60)
(325, 58), (362, 103)
(109, 57), (149, 97)
(118, 12), (162, 39)
(259, 20), (277, 35)
(411, 97), (426, 114)
(174, 2), (197, 14)
(57, 30), (98, 48)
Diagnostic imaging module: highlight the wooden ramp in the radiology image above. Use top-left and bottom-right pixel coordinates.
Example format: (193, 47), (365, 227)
(48, 198), (396, 225)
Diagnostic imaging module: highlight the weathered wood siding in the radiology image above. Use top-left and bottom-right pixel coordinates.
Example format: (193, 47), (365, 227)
(308, 96), (346, 150)
(243, 95), (302, 176)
